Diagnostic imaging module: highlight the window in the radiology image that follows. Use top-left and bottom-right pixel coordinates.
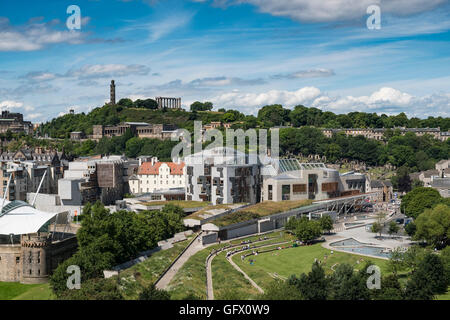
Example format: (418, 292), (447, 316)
(293, 184), (307, 194)
(268, 185), (273, 201)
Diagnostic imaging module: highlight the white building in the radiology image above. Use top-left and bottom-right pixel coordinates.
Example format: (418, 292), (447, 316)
(129, 157), (186, 194)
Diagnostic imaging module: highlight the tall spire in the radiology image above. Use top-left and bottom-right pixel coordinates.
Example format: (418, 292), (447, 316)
(110, 80), (116, 105)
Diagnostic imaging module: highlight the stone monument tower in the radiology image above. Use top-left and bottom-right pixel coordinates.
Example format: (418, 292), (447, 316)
(110, 80), (116, 105)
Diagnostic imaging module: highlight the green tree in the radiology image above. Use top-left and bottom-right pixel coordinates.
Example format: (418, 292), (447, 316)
(319, 215), (334, 234)
(414, 204), (450, 248)
(292, 262), (329, 300)
(388, 221), (399, 238)
(401, 187), (442, 219)
(138, 284), (171, 300)
(59, 278), (123, 300)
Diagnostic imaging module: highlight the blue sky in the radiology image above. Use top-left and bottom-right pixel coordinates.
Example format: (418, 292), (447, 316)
(0, 0), (449, 123)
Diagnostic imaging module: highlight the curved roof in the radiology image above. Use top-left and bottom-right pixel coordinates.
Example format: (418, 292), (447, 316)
(0, 200), (58, 235)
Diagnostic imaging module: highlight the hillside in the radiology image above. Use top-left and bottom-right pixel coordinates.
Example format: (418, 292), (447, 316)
(40, 104), (226, 139)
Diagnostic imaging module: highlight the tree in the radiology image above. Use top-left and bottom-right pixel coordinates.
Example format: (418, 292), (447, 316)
(392, 166), (411, 192)
(139, 284), (171, 300)
(59, 278), (123, 300)
(388, 221), (399, 238)
(118, 98), (134, 108)
(257, 104), (290, 128)
(319, 215), (334, 234)
(414, 204), (450, 249)
(401, 187), (443, 219)
(387, 248), (407, 276)
(405, 252), (448, 299)
(292, 262), (329, 300)
(260, 280), (303, 300)
(371, 222), (383, 238)
(373, 275), (404, 300)
(294, 218), (322, 243)
(404, 221), (416, 237)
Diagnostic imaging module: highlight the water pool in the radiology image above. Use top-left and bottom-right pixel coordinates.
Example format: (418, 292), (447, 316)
(330, 238), (391, 258)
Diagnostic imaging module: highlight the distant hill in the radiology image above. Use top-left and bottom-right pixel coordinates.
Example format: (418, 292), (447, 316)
(39, 104), (225, 139)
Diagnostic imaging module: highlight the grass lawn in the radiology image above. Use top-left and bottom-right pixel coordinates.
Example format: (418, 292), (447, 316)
(12, 283), (55, 300)
(185, 204), (245, 221)
(212, 252), (260, 300)
(0, 282), (53, 300)
(167, 243), (223, 300)
(232, 243), (389, 290)
(119, 235), (195, 299)
(436, 287), (450, 300)
(238, 200), (313, 217)
(212, 200), (313, 227)
(143, 200), (210, 209)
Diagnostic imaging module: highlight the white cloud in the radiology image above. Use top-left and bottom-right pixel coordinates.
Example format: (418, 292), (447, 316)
(0, 18), (84, 52)
(271, 68), (335, 79)
(66, 64), (150, 79)
(208, 0), (447, 22)
(210, 86), (450, 117)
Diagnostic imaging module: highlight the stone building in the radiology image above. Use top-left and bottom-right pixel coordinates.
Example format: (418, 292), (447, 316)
(92, 122), (177, 140)
(0, 202), (77, 284)
(322, 127), (450, 142)
(0, 110), (33, 135)
(155, 97), (181, 109)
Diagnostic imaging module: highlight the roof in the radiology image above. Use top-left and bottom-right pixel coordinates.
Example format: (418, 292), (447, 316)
(370, 180), (392, 188)
(138, 161), (185, 175)
(431, 178), (450, 189)
(0, 200), (58, 235)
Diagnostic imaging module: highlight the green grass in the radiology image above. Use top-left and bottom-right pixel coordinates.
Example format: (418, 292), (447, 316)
(232, 243), (389, 290)
(212, 252), (260, 300)
(12, 283), (55, 300)
(143, 200), (210, 209)
(212, 200), (313, 227)
(436, 287), (450, 300)
(119, 236), (194, 299)
(0, 282), (53, 300)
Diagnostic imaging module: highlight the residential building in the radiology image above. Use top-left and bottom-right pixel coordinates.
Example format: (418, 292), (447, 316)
(129, 157), (185, 194)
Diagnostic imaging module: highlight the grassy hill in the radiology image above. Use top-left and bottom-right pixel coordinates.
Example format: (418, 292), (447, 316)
(40, 104), (225, 139)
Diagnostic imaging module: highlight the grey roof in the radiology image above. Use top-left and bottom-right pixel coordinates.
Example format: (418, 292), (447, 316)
(431, 178), (450, 188)
(370, 180), (392, 188)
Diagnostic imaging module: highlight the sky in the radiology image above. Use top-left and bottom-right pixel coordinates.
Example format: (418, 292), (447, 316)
(0, 0), (449, 123)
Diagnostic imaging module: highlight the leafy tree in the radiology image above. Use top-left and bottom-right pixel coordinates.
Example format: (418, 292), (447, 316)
(405, 252), (448, 299)
(414, 204), (450, 248)
(404, 221), (416, 237)
(138, 284), (171, 300)
(319, 215), (334, 234)
(257, 104), (290, 128)
(401, 187), (443, 219)
(391, 166), (411, 192)
(371, 222), (383, 237)
(373, 275), (404, 300)
(388, 221), (399, 238)
(294, 217), (322, 243)
(118, 98), (134, 108)
(59, 278), (123, 300)
(291, 262), (329, 300)
(387, 248), (407, 276)
(260, 280), (303, 300)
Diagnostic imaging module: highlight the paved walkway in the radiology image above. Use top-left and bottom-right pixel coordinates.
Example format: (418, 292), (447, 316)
(155, 233), (205, 290)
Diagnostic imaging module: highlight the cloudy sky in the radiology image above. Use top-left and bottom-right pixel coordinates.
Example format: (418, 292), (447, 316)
(0, 0), (449, 123)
